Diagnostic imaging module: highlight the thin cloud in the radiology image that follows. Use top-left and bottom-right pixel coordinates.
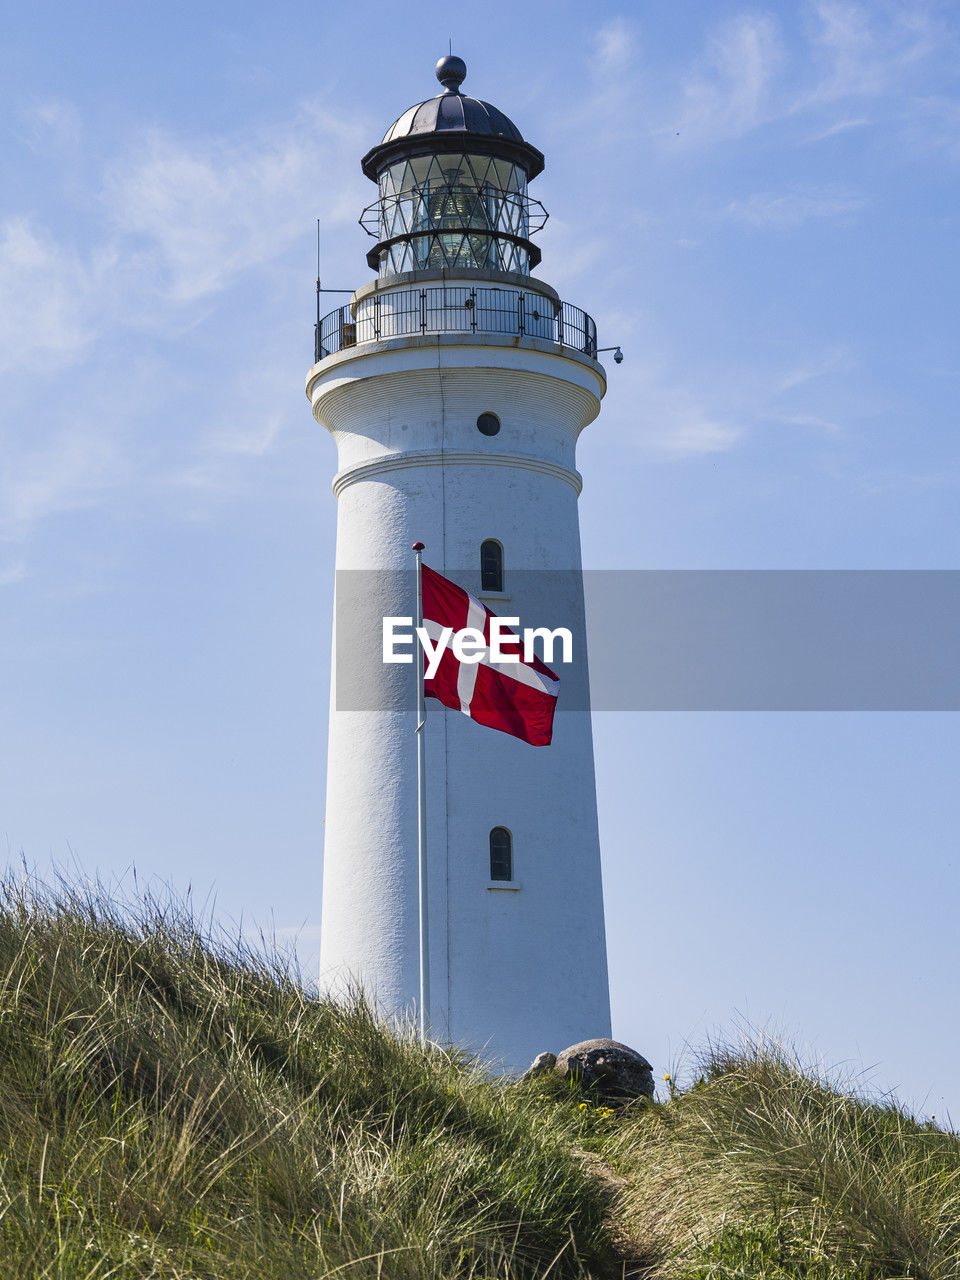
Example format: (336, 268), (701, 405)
(899, 94), (960, 160)
(656, 412), (744, 458)
(669, 13), (784, 146)
(592, 17), (638, 77)
(0, 99), (369, 543)
(210, 412), (286, 458)
(551, 16), (643, 143)
(0, 561), (28, 587)
(775, 412), (844, 433)
(535, 216), (609, 289)
(805, 115), (871, 141)
(0, 218), (97, 373)
(805, 0), (891, 100)
(601, 332), (863, 460)
(608, 361), (745, 459)
(17, 97), (82, 151)
(723, 187), (866, 228)
(650, 2), (952, 151)
(0, 425), (125, 541)
(801, 0), (942, 107)
(855, 463), (960, 496)
(104, 108), (365, 303)
(777, 346), (856, 392)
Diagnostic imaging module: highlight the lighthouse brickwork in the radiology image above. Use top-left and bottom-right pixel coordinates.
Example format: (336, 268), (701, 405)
(307, 57), (612, 1070)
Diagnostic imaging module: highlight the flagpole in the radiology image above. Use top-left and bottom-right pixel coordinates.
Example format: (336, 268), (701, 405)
(412, 541), (430, 1046)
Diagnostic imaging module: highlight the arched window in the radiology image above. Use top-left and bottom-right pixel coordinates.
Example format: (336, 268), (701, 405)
(489, 827), (512, 881)
(480, 539), (503, 593)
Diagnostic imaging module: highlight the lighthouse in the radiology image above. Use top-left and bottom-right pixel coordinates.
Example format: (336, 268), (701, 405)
(307, 56), (612, 1070)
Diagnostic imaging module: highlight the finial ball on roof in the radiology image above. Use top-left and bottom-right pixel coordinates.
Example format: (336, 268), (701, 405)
(436, 55), (467, 93)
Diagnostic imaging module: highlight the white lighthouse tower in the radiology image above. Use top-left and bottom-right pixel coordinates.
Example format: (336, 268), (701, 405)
(307, 56), (612, 1070)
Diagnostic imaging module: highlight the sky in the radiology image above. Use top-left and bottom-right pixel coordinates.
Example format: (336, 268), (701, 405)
(1, 1), (958, 1119)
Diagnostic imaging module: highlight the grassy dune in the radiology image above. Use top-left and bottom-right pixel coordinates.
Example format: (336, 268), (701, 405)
(605, 1047), (960, 1278)
(0, 874), (957, 1279)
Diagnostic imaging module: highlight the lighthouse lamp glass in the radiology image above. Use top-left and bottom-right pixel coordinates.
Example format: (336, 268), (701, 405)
(368, 153), (544, 277)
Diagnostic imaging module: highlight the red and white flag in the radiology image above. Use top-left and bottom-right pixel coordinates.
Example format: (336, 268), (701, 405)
(420, 563), (560, 746)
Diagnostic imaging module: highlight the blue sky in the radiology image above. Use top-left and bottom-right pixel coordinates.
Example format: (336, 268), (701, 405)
(1, 1), (958, 1117)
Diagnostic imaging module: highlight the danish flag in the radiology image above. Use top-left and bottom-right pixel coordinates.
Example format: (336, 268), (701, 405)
(420, 562), (560, 746)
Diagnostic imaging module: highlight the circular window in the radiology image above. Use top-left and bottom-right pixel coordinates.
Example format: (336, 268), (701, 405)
(477, 413), (501, 437)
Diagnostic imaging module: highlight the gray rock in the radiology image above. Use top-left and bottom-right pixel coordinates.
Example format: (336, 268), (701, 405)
(521, 1051), (557, 1080)
(554, 1038), (654, 1101)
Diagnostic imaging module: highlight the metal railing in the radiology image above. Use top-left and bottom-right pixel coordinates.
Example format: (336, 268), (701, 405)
(314, 285), (598, 363)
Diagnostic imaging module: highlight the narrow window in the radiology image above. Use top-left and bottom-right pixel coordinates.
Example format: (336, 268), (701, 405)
(480, 539), (503, 592)
(489, 827), (512, 881)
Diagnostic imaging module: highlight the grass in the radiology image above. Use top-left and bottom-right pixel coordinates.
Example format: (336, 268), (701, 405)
(594, 1046), (960, 1278)
(0, 871), (957, 1278)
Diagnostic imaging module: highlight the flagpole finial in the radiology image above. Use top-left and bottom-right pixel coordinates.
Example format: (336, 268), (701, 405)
(412, 541), (425, 551)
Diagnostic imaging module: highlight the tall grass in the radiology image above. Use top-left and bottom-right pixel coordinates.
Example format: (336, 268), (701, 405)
(606, 1039), (960, 1279)
(1, 869), (958, 1279)
(0, 872), (616, 1279)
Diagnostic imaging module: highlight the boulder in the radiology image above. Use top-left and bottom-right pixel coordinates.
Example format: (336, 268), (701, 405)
(554, 1038), (654, 1101)
(520, 1051), (557, 1080)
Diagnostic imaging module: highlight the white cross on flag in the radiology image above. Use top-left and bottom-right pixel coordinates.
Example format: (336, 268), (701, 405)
(420, 562), (560, 746)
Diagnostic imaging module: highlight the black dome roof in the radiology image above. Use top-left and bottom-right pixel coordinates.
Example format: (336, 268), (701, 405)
(361, 57), (544, 181)
(380, 91), (524, 146)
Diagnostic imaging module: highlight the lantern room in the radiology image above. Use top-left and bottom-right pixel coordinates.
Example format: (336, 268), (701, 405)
(359, 56), (548, 277)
